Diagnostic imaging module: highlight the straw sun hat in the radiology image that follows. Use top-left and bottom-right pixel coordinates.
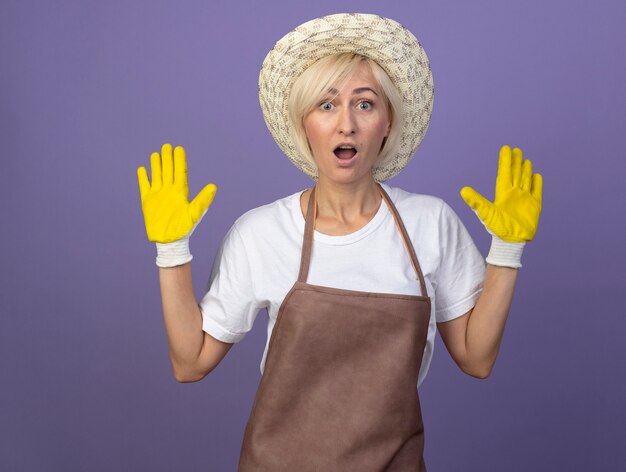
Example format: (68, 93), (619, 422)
(259, 13), (434, 181)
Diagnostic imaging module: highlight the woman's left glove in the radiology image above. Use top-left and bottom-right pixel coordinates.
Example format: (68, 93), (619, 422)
(137, 144), (217, 268)
(460, 145), (543, 268)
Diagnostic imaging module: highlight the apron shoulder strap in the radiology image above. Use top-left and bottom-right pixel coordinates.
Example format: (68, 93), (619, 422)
(377, 184), (428, 297)
(297, 186), (317, 283)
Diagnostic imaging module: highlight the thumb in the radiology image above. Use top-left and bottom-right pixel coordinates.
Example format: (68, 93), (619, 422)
(137, 166), (150, 202)
(460, 186), (493, 223)
(189, 183), (217, 223)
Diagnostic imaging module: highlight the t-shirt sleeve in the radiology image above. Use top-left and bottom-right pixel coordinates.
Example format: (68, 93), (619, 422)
(433, 201), (486, 323)
(199, 225), (264, 343)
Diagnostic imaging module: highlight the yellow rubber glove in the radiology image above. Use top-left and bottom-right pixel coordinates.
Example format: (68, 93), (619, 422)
(137, 144), (217, 267)
(460, 145), (542, 243)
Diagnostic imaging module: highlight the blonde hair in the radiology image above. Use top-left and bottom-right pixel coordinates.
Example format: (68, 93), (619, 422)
(287, 53), (405, 176)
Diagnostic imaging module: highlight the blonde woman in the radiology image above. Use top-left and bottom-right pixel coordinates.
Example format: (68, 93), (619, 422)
(137, 14), (542, 471)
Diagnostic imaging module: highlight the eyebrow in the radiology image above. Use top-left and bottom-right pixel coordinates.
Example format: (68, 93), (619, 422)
(327, 87), (379, 96)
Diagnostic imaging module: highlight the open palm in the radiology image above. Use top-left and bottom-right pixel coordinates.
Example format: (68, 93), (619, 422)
(460, 145), (542, 243)
(137, 144), (217, 243)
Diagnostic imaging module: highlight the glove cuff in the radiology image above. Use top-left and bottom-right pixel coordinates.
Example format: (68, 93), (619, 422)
(155, 236), (192, 268)
(486, 235), (525, 269)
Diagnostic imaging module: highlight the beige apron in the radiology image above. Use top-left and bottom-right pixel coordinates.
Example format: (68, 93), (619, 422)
(239, 184), (431, 471)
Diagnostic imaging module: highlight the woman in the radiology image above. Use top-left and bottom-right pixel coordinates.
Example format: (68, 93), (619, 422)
(137, 13), (542, 471)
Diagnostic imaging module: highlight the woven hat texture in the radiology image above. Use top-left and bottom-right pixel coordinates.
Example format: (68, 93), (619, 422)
(259, 13), (434, 181)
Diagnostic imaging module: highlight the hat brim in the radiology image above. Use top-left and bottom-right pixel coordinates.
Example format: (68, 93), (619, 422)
(259, 13), (434, 181)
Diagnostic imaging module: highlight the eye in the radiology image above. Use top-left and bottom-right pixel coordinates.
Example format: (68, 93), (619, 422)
(358, 101), (372, 110)
(320, 101), (334, 111)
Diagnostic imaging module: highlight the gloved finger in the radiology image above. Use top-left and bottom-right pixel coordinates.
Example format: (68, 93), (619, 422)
(137, 166), (150, 201)
(511, 147), (523, 187)
(496, 145), (513, 189)
(531, 173), (543, 206)
(150, 152), (162, 190)
(460, 186), (494, 223)
(521, 159), (532, 192)
(190, 183), (218, 223)
(161, 143), (174, 186)
(174, 146), (187, 188)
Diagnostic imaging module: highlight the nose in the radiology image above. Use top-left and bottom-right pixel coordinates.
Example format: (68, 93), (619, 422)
(337, 107), (356, 135)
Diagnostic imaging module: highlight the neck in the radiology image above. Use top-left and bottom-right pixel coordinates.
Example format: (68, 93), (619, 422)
(314, 175), (381, 224)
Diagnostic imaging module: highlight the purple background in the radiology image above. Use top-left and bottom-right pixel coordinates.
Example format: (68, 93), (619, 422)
(2, 0), (625, 470)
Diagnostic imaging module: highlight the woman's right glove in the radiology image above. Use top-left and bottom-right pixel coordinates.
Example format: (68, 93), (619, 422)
(137, 143), (217, 268)
(460, 145), (543, 268)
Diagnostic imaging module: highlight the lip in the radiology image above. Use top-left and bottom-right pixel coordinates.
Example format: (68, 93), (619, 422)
(333, 142), (358, 167)
(334, 150), (358, 167)
(335, 141), (356, 149)
(334, 142), (358, 151)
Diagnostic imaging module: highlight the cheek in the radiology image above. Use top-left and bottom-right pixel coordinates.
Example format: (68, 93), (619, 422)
(380, 121), (390, 138)
(363, 112), (391, 141)
(380, 113), (391, 137)
(370, 120), (391, 144)
(304, 121), (329, 152)
(304, 129), (318, 154)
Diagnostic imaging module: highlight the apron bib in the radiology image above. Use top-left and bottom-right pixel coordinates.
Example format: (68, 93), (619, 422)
(239, 184), (431, 471)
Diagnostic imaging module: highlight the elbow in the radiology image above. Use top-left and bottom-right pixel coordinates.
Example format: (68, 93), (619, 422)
(173, 370), (206, 383)
(467, 368), (492, 380)
(460, 362), (494, 380)
(172, 363), (210, 383)
(174, 372), (201, 383)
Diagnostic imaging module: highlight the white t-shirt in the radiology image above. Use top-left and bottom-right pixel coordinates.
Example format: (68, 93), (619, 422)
(200, 183), (486, 386)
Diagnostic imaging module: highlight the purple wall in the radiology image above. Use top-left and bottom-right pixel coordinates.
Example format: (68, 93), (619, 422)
(2, 1), (625, 470)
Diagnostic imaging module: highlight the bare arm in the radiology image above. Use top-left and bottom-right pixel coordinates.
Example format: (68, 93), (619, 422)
(137, 144), (231, 382)
(443, 145), (542, 378)
(159, 262), (233, 382)
(437, 264), (518, 379)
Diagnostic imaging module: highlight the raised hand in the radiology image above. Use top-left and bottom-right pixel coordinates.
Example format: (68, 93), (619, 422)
(137, 143), (217, 243)
(460, 145), (542, 243)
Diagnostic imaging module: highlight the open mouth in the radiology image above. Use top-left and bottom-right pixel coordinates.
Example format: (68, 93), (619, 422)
(333, 145), (357, 160)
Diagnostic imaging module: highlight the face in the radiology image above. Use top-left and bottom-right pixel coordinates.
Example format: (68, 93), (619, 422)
(303, 62), (391, 185)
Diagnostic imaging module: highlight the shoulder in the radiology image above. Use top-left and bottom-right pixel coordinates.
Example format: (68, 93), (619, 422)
(213, 191), (305, 282)
(381, 183), (448, 220)
(230, 190), (304, 242)
(233, 191), (300, 226)
(380, 184), (470, 248)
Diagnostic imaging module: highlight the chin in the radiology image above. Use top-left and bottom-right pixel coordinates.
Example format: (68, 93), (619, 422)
(317, 169), (375, 186)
